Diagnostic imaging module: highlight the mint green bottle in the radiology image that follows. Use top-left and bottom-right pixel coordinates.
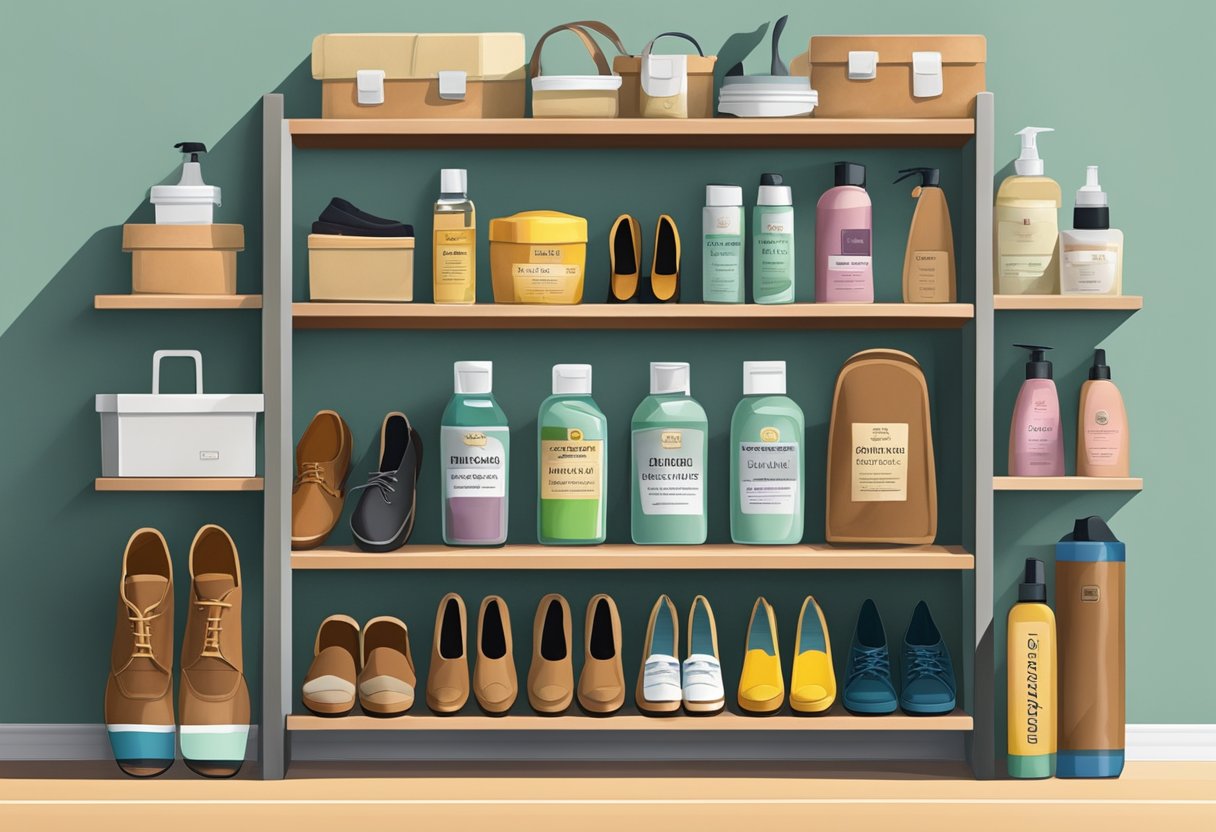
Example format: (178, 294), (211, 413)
(631, 362), (708, 544)
(441, 361), (509, 546)
(537, 364), (606, 545)
(752, 173), (795, 304)
(730, 361), (804, 544)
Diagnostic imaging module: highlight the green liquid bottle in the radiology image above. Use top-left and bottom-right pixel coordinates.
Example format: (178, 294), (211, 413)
(730, 361), (804, 544)
(631, 362), (708, 544)
(537, 364), (606, 545)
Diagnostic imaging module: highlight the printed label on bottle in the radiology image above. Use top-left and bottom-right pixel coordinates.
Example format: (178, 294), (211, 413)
(442, 426), (506, 498)
(997, 205), (1057, 281)
(909, 250), (951, 301)
(1010, 620), (1054, 753)
(529, 246), (565, 263)
(1083, 403), (1122, 466)
(754, 209), (794, 299)
(826, 227), (872, 292)
(703, 230), (744, 301)
(738, 438), (799, 515)
(512, 263), (582, 303)
(850, 422), (909, 502)
(634, 428), (704, 515)
(541, 429), (602, 500)
(1021, 391), (1059, 471)
(1061, 249), (1118, 294)
(434, 228), (475, 302)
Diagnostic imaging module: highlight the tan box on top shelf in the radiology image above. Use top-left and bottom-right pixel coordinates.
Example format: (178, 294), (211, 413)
(308, 234), (415, 302)
(122, 224), (244, 295)
(807, 35), (985, 118)
(312, 33), (526, 119)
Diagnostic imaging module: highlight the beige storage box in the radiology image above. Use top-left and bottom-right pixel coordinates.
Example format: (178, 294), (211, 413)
(615, 34), (716, 118)
(122, 224), (243, 295)
(312, 33), (526, 119)
(308, 234), (415, 302)
(808, 35), (985, 118)
(530, 22), (626, 119)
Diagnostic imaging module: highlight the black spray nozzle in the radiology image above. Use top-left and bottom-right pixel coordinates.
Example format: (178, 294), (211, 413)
(1089, 348), (1111, 380)
(1014, 343), (1053, 379)
(835, 161), (866, 188)
(894, 167), (941, 188)
(174, 142), (207, 162)
(1019, 558), (1047, 603)
(1063, 516), (1119, 543)
(760, 173), (784, 187)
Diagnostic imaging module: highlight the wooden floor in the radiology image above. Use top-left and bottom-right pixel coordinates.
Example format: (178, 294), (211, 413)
(1, 762), (1213, 829)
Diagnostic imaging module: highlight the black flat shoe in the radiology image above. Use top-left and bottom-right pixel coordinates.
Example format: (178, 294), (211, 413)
(314, 197), (414, 237)
(607, 214), (642, 303)
(350, 412), (422, 553)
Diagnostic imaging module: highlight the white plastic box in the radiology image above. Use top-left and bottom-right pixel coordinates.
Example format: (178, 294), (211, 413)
(95, 350), (264, 477)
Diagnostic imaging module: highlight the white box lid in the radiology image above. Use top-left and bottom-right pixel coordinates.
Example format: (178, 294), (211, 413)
(96, 393), (264, 415)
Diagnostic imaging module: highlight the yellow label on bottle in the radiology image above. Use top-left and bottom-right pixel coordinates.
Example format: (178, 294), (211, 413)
(850, 422), (909, 502)
(512, 263), (582, 303)
(909, 250), (950, 301)
(997, 204), (1057, 280)
(1008, 619), (1056, 755)
(434, 228), (475, 303)
(540, 435), (602, 500)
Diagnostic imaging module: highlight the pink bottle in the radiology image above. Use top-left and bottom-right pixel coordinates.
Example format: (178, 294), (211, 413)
(1009, 345), (1065, 476)
(816, 161), (873, 302)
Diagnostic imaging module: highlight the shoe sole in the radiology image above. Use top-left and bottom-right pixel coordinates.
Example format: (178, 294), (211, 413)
(180, 724), (250, 778)
(425, 696), (469, 715)
(359, 697), (414, 717)
(529, 691), (574, 715)
(738, 696), (784, 714)
(843, 700), (899, 715)
(900, 698), (957, 716)
(637, 697), (682, 715)
(302, 698), (355, 716)
(107, 725), (175, 778)
(791, 696), (836, 714)
(682, 698), (725, 715)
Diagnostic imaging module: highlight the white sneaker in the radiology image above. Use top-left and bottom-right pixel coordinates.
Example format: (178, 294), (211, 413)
(642, 654), (682, 704)
(683, 595), (725, 713)
(636, 595), (682, 714)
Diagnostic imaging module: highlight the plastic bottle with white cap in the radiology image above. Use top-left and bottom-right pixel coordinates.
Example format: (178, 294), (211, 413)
(434, 168), (476, 304)
(538, 364), (607, 545)
(631, 362), (709, 544)
(753, 174), (796, 304)
(702, 184), (746, 304)
(441, 360), (509, 545)
(730, 361), (805, 544)
(1060, 166), (1123, 295)
(995, 127), (1062, 295)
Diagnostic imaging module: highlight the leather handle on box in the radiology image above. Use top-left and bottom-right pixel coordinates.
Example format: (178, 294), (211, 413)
(529, 21), (630, 78)
(643, 32), (706, 59)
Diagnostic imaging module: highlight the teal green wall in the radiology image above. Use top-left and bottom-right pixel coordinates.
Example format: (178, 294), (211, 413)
(2, 1), (1212, 758)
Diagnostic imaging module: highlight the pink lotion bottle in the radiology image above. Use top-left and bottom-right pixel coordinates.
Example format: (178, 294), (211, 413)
(816, 161), (873, 303)
(1009, 344), (1064, 476)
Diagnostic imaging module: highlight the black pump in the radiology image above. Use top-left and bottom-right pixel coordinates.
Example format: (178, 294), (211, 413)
(835, 162), (867, 188)
(1018, 558), (1048, 603)
(1014, 344), (1053, 379)
(174, 142), (207, 162)
(894, 167), (941, 188)
(1089, 348), (1112, 380)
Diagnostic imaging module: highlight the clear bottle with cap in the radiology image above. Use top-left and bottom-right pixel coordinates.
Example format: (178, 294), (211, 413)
(630, 362), (709, 545)
(1060, 166), (1123, 295)
(1007, 557), (1057, 779)
(433, 168), (476, 304)
(730, 361), (805, 544)
(441, 361), (509, 546)
(538, 364), (607, 545)
(752, 174), (796, 304)
(1076, 349), (1129, 477)
(815, 161), (873, 303)
(1008, 344), (1064, 476)
(995, 128), (1062, 295)
(702, 184), (746, 304)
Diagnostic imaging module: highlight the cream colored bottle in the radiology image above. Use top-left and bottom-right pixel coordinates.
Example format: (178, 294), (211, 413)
(433, 168), (476, 304)
(896, 167), (956, 302)
(995, 128), (1061, 295)
(1076, 349), (1129, 477)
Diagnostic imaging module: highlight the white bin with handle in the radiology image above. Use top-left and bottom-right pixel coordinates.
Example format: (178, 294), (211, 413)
(96, 350), (264, 477)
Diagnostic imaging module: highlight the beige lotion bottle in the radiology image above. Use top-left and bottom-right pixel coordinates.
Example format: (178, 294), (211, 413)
(896, 167), (956, 303)
(995, 128), (1061, 295)
(1076, 349), (1129, 477)
(1061, 166), (1123, 295)
(433, 168), (476, 304)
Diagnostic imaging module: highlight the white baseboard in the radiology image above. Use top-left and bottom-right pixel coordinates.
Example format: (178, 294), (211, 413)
(0, 724), (259, 761)
(1125, 724), (1216, 761)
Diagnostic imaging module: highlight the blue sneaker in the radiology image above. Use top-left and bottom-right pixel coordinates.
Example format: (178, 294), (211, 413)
(900, 600), (956, 715)
(842, 599), (897, 715)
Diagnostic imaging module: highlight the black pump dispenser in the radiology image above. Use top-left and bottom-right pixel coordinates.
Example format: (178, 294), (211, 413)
(1014, 344), (1053, 379)
(174, 141), (207, 162)
(760, 173), (784, 187)
(835, 162), (866, 188)
(1063, 516), (1119, 543)
(1019, 558), (1048, 603)
(893, 167), (941, 187)
(1089, 348), (1112, 380)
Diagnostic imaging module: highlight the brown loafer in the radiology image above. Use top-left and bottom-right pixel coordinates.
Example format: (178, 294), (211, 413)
(302, 615), (360, 716)
(474, 596), (517, 715)
(577, 594), (625, 715)
(358, 616), (416, 716)
(426, 593), (469, 714)
(528, 594), (574, 715)
(291, 410), (353, 550)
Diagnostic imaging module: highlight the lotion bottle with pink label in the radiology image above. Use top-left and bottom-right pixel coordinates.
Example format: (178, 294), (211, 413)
(815, 161), (873, 303)
(1009, 345), (1064, 476)
(1076, 349), (1129, 477)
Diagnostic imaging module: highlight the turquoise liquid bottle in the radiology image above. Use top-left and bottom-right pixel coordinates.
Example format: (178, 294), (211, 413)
(537, 364), (606, 545)
(630, 362), (708, 544)
(730, 361), (805, 544)
(441, 361), (509, 546)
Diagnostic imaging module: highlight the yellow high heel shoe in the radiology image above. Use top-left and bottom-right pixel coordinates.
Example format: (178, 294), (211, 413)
(790, 596), (836, 713)
(737, 597), (784, 714)
(648, 214), (681, 303)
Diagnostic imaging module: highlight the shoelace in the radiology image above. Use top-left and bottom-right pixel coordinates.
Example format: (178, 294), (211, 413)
(848, 646), (890, 682)
(349, 470), (398, 504)
(644, 657), (680, 688)
(295, 462), (339, 497)
(906, 646), (949, 681)
(128, 608), (163, 660)
(196, 599), (232, 658)
(682, 658), (721, 686)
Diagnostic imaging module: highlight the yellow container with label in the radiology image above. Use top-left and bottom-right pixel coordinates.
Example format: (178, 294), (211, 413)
(488, 211), (587, 304)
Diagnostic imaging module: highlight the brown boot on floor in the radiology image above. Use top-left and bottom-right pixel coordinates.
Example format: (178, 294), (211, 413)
(292, 410), (353, 550)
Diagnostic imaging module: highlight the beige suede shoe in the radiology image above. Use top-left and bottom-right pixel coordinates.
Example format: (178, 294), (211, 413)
(474, 596), (517, 715)
(577, 594), (625, 715)
(528, 594), (574, 715)
(358, 616), (416, 716)
(302, 615), (360, 716)
(426, 593), (469, 714)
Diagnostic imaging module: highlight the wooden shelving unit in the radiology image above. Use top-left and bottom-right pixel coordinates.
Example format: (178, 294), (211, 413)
(993, 476), (1143, 492)
(293, 302), (974, 330)
(291, 543), (975, 571)
(993, 295), (1142, 311)
(94, 294), (263, 310)
(94, 477), (264, 492)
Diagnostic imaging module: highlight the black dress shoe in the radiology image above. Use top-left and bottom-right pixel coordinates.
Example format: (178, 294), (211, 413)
(350, 412), (422, 553)
(313, 197), (414, 237)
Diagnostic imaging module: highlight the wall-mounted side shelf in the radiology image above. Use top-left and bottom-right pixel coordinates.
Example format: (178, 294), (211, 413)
(291, 543), (975, 571)
(292, 302), (975, 331)
(993, 476), (1143, 492)
(94, 294), (263, 310)
(993, 295), (1142, 311)
(95, 477), (265, 492)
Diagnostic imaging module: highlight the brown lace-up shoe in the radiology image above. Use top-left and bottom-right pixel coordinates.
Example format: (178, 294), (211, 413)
(292, 410), (353, 549)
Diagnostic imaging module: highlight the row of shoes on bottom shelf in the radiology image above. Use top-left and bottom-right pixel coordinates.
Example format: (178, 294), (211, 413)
(104, 526), (250, 778)
(302, 593), (956, 718)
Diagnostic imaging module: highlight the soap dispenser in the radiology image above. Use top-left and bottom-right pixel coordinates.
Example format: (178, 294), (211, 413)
(1008, 344), (1064, 476)
(1060, 166), (1124, 295)
(1076, 349), (1129, 477)
(150, 142), (221, 225)
(895, 167), (956, 303)
(995, 128), (1062, 295)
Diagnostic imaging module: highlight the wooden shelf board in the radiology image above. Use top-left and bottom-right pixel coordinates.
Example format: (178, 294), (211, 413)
(993, 476), (1143, 492)
(290, 543), (974, 571)
(994, 295), (1142, 311)
(287, 709), (972, 732)
(289, 118), (976, 150)
(94, 477), (264, 492)
(292, 302), (974, 330)
(94, 294), (262, 310)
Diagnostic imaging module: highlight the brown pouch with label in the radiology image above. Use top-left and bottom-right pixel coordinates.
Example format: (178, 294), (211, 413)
(826, 349), (936, 544)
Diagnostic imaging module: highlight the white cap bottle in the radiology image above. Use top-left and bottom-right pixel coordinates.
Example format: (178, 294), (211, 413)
(454, 360), (492, 394)
(650, 362), (691, 395)
(552, 364), (592, 396)
(440, 168), (468, 196)
(743, 361), (787, 395)
(1014, 127), (1054, 176)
